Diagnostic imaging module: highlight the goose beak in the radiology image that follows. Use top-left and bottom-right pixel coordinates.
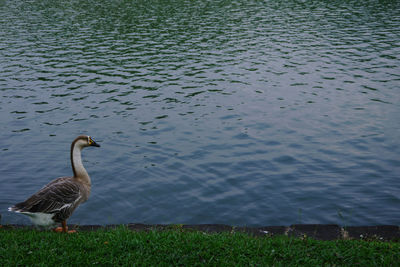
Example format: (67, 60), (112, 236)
(91, 141), (100, 147)
(89, 137), (101, 147)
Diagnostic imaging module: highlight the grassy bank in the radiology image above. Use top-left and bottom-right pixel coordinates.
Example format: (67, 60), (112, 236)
(0, 227), (399, 266)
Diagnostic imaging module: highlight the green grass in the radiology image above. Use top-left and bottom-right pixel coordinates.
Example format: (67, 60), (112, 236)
(0, 226), (399, 266)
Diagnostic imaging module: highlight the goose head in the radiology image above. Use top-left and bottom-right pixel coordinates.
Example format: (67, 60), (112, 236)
(73, 135), (101, 149)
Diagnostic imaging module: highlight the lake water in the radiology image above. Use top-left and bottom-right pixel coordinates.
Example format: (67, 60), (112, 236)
(1, 0), (399, 226)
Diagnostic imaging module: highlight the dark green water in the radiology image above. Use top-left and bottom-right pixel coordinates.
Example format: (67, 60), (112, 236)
(1, 0), (399, 226)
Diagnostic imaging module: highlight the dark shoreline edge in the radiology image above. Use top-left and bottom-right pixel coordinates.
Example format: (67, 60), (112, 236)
(1, 224), (399, 241)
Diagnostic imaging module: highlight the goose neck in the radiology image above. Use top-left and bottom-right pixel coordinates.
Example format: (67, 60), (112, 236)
(71, 142), (91, 185)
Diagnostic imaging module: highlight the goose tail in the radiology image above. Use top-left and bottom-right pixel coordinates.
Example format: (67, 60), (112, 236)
(8, 206), (16, 212)
(8, 205), (23, 213)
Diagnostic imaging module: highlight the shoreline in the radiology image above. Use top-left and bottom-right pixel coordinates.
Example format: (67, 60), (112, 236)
(1, 223), (399, 241)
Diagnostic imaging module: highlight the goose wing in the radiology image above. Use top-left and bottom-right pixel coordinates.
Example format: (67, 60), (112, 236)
(12, 177), (82, 215)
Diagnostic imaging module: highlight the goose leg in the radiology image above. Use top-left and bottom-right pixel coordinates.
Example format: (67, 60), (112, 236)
(62, 221), (68, 232)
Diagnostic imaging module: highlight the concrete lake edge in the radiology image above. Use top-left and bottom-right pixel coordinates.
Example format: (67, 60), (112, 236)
(1, 224), (399, 241)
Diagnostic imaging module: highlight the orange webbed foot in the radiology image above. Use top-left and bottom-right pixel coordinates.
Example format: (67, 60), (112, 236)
(53, 227), (64, 233)
(53, 221), (76, 233)
(53, 226), (76, 233)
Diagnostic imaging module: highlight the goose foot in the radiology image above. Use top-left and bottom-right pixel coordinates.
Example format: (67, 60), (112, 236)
(53, 221), (76, 233)
(53, 226), (64, 232)
(53, 227), (76, 233)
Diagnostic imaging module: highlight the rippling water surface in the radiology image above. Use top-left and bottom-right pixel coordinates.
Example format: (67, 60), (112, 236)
(1, 0), (399, 226)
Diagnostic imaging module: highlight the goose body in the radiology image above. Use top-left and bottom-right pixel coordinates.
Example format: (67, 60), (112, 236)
(8, 135), (100, 232)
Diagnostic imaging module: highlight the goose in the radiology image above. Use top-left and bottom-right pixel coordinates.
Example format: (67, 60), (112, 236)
(8, 135), (100, 233)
